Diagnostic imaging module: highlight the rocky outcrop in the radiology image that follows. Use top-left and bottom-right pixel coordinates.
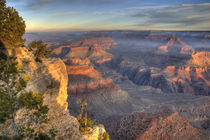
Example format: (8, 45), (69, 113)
(42, 59), (69, 111)
(104, 112), (208, 140)
(66, 58), (120, 95)
(82, 125), (106, 140)
(138, 113), (207, 140)
(65, 45), (113, 64)
(52, 36), (117, 63)
(66, 64), (101, 79)
(64, 56), (118, 95)
(158, 46), (168, 53)
(4, 46), (112, 139)
(157, 36), (195, 55)
(5, 46), (83, 139)
(58, 38), (121, 95)
(190, 51), (210, 67)
(88, 44), (113, 64)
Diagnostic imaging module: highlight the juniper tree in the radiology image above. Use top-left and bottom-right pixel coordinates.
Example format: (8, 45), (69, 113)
(28, 40), (54, 62)
(0, 0), (25, 47)
(77, 101), (87, 121)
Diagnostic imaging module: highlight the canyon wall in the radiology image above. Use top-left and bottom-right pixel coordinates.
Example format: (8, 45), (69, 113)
(114, 57), (210, 95)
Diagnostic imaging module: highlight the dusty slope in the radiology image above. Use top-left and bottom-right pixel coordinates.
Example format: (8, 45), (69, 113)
(103, 112), (208, 140)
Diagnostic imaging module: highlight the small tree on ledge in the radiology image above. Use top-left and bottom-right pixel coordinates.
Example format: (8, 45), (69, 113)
(28, 40), (53, 62)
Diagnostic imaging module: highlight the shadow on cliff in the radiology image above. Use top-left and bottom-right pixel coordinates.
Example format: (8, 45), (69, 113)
(68, 74), (92, 82)
(51, 47), (71, 59)
(0, 40), (8, 60)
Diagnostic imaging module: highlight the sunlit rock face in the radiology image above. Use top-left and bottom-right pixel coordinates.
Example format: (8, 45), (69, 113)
(104, 112), (208, 140)
(82, 125), (107, 140)
(63, 57), (120, 95)
(52, 36), (117, 63)
(66, 64), (101, 79)
(65, 43), (113, 64)
(157, 36), (195, 55)
(5, 46), (83, 139)
(158, 46), (168, 53)
(190, 51), (210, 67)
(42, 59), (68, 110)
(137, 113), (207, 140)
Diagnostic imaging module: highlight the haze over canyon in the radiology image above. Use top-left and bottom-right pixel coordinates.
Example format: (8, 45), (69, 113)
(24, 31), (210, 140)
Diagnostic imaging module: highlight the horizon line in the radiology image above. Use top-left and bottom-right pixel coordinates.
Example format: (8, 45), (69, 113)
(25, 29), (210, 33)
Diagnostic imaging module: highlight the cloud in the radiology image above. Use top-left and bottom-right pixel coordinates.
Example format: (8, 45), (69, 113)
(93, 11), (118, 15)
(50, 11), (81, 17)
(127, 3), (210, 30)
(10, 0), (128, 10)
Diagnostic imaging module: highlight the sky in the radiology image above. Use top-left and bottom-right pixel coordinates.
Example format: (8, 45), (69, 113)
(7, 0), (210, 32)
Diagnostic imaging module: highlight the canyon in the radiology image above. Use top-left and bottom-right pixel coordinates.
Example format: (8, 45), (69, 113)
(24, 31), (210, 140)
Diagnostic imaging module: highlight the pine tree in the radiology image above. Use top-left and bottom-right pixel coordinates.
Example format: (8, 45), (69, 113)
(0, 0), (6, 34)
(0, 0), (25, 47)
(28, 40), (54, 62)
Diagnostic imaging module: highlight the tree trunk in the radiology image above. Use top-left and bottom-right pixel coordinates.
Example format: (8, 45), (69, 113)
(7, 83), (19, 136)
(12, 111), (18, 136)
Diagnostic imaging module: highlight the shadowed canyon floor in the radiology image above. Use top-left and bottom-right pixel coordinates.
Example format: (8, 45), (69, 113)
(25, 31), (210, 140)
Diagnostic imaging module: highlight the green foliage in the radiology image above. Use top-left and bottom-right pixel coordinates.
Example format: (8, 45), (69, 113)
(102, 132), (109, 140)
(77, 101), (99, 134)
(77, 101), (87, 121)
(79, 117), (94, 129)
(34, 133), (51, 140)
(28, 40), (53, 62)
(0, 58), (22, 124)
(0, 0), (26, 47)
(0, 58), (55, 139)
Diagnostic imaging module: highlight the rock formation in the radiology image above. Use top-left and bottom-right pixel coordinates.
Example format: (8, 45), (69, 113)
(82, 125), (106, 140)
(104, 112), (208, 140)
(190, 51), (210, 67)
(51, 36), (120, 95)
(138, 113), (207, 140)
(114, 57), (210, 95)
(53, 36), (117, 63)
(157, 36), (195, 55)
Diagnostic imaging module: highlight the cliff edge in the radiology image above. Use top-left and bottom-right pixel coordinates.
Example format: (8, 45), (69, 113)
(5, 46), (82, 139)
(3, 44), (109, 139)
